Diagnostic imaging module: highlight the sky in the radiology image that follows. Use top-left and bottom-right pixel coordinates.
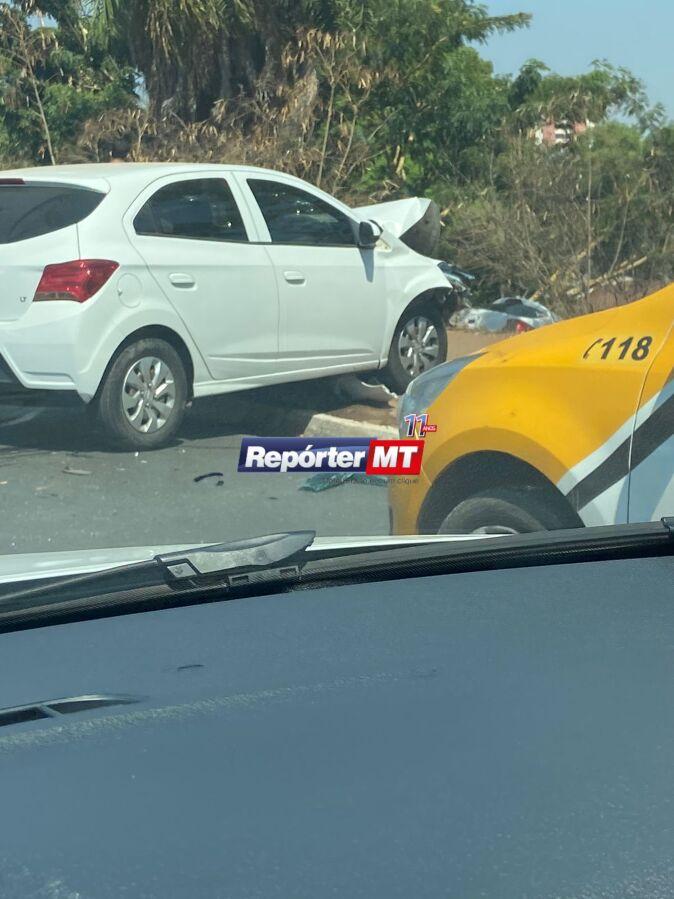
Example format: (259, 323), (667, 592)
(483, 0), (674, 118)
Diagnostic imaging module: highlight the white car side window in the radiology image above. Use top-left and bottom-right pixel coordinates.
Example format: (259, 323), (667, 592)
(248, 178), (356, 247)
(134, 178), (249, 243)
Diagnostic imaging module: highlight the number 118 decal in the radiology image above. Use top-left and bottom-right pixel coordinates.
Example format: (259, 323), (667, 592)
(583, 335), (653, 361)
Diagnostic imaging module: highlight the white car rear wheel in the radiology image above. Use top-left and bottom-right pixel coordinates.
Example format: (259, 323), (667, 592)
(97, 338), (188, 450)
(121, 356), (178, 435)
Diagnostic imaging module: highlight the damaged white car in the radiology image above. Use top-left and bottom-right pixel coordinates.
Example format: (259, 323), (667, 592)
(451, 296), (559, 334)
(0, 163), (455, 448)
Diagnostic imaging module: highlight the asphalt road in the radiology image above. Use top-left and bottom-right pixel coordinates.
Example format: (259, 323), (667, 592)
(0, 390), (391, 556)
(0, 333), (500, 556)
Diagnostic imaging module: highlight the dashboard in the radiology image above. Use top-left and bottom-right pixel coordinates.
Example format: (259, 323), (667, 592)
(1, 554), (673, 898)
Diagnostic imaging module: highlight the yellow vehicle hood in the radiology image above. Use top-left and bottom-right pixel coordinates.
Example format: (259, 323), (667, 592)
(425, 284), (674, 487)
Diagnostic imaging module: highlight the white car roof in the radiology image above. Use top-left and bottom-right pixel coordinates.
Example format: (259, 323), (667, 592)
(0, 161), (295, 188)
(0, 162), (331, 209)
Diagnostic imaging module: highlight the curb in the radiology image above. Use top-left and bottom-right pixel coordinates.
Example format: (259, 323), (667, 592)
(303, 412), (398, 439)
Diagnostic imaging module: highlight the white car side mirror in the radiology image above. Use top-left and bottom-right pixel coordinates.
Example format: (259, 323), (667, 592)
(358, 219), (383, 249)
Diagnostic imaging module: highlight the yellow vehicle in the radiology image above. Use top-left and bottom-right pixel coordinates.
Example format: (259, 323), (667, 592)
(389, 283), (674, 535)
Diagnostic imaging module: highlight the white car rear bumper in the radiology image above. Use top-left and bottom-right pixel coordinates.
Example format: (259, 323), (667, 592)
(0, 302), (85, 397)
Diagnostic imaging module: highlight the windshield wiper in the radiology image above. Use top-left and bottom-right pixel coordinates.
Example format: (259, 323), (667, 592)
(0, 531), (317, 618)
(156, 531), (316, 585)
(0, 521), (672, 631)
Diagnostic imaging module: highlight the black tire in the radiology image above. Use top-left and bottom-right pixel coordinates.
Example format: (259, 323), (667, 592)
(382, 303), (447, 394)
(96, 338), (188, 450)
(438, 487), (569, 535)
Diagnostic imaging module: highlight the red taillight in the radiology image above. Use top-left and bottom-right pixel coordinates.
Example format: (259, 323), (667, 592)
(0, 178), (25, 185)
(514, 319), (533, 334)
(33, 259), (119, 303)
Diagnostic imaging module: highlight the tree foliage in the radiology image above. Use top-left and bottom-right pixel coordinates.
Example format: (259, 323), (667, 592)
(0, 0), (671, 312)
(446, 123), (674, 312)
(0, 1), (135, 163)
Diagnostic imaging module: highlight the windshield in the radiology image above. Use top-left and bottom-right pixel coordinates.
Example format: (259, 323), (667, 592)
(0, 0), (671, 560)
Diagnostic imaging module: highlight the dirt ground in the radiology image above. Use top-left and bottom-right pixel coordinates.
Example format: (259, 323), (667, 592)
(445, 330), (505, 357)
(308, 330), (507, 427)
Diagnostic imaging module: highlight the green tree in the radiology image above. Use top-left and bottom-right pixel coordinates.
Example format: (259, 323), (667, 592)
(507, 59), (660, 133)
(444, 119), (673, 313)
(329, 0), (527, 189)
(0, 1), (136, 164)
(90, 0), (528, 133)
(90, 0), (329, 121)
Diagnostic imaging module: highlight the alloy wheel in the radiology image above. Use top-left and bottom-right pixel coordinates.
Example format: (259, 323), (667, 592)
(397, 315), (440, 377)
(122, 356), (176, 433)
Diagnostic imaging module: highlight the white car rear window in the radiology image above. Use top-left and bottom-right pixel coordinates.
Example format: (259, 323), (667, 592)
(0, 184), (104, 244)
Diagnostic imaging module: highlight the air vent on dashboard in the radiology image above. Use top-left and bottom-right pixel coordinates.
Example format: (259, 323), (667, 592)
(0, 694), (140, 728)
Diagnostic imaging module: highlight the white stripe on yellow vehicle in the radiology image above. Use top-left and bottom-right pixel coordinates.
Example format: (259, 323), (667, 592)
(629, 328), (674, 523)
(559, 369), (673, 523)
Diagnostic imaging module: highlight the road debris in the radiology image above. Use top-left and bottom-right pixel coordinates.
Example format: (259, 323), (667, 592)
(63, 466), (92, 476)
(194, 471), (225, 486)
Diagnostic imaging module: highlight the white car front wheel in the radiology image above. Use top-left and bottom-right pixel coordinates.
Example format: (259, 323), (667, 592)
(382, 303), (447, 394)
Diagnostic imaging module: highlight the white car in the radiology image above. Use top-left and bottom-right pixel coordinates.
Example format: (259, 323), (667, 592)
(451, 297), (559, 334)
(0, 163), (454, 449)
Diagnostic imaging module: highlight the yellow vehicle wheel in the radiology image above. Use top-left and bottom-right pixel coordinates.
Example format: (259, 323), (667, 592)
(437, 487), (573, 535)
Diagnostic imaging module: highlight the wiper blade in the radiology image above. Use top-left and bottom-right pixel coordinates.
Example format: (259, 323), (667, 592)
(1, 521), (672, 631)
(0, 531), (316, 616)
(156, 531), (316, 584)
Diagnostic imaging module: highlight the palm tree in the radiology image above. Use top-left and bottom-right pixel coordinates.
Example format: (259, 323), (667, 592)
(89, 0), (343, 122)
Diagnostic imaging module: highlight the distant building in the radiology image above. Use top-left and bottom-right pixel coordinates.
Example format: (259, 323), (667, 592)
(534, 120), (594, 146)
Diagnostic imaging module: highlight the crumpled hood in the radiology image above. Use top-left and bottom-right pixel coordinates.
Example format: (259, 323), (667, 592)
(355, 197), (441, 256)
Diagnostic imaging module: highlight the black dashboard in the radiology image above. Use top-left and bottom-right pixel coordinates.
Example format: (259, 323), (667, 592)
(1, 554), (673, 898)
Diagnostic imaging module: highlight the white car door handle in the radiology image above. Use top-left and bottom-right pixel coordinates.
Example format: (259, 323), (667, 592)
(169, 273), (196, 288)
(283, 270), (306, 285)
